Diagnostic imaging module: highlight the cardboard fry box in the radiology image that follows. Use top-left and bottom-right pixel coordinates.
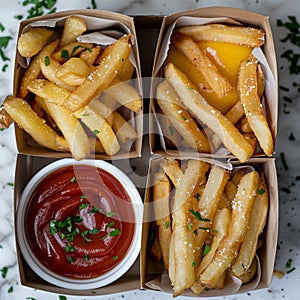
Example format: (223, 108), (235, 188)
(141, 155), (278, 297)
(13, 9), (143, 160)
(14, 154), (142, 296)
(149, 7), (278, 162)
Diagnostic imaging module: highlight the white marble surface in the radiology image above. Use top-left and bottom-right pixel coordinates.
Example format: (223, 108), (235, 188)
(0, 0), (299, 299)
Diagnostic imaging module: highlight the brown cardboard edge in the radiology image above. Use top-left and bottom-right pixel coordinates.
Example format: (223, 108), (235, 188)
(149, 6), (278, 159)
(140, 154), (278, 295)
(13, 9), (143, 160)
(14, 154), (141, 296)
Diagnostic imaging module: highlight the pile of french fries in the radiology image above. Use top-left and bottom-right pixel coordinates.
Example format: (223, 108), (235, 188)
(151, 158), (268, 296)
(3, 16), (142, 160)
(156, 23), (274, 162)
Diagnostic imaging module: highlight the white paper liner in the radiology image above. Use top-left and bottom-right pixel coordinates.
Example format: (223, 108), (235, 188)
(145, 247), (261, 297)
(145, 161), (262, 297)
(152, 16), (276, 157)
(16, 14), (143, 155)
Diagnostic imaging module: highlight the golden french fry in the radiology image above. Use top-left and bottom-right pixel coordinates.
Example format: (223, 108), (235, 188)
(171, 32), (232, 99)
(40, 56), (76, 91)
(161, 159), (183, 187)
(59, 16), (87, 48)
(18, 39), (60, 99)
(117, 58), (135, 81)
(3, 96), (66, 152)
(64, 35), (133, 112)
(165, 63), (254, 163)
(18, 27), (58, 57)
(80, 45), (102, 65)
(89, 137), (105, 154)
(238, 56), (274, 156)
(153, 170), (172, 269)
(28, 79), (70, 106)
(192, 208), (231, 295)
(88, 99), (114, 126)
(35, 97), (91, 160)
(112, 112), (137, 143)
(199, 171), (259, 288)
(231, 173), (268, 277)
(225, 181), (237, 204)
(240, 116), (252, 133)
(0, 107), (12, 128)
(171, 160), (203, 296)
(52, 41), (94, 64)
(243, 132), (258, 153)
(156, 80), (210, 152)
(104, 77), (142, 113)
(257, 63), (265, 98)
(177, 24), (265, 48)
(236, 256), (258, 284)
(217, 193), (232, 210)
(74, 105), (120, 156)
(56, 57), (91, 86)
(194, 166), (230, 264)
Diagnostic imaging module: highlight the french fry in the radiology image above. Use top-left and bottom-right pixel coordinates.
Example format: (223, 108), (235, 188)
(240, 117), (252, 133)
(153, 170), (172, 269)
(194, 166), (230, 265)
(199, 171), (259, 288)
(243, 132), (258, 153)
(238, 56), (274, 156)
(161, 159), (183, 188)
(236, 256), (258, 284)
(257, 63), (265, 98)
(104, 77), (142, 113)
(64, 34), (133, 112)
(177, 24), (265, 48)
(35, 96), (91, 160)
(59, 16), (87, 48)
(3, 96), (67, 152)
(192, 208), (231, 295)
(74, 105), (120, 156)
(18, 39), (60, 99)
(80, 45), (102, 65)
(112, 112), (137, 143)
(17, 27), (58, 57)
(231, 173), (268, 277)
(56, 57), (91, 86)
(171, 159), (203, 296)
(156, 80), (210, 152)
(117, 58), (135, 81)
(88, 99), (114, 126)
(0, 107), (12, 128)
(171, 32), (232, 99)
(28, 79), (70, 106)
(165, 63), (254, 162)
(40, 56), (76, 91)
(52, 41), (94, 64)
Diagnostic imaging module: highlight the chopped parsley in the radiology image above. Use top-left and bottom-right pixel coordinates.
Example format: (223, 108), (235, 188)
(19, 0), (57, 20)
(192, 260), (196, 267)
(165, 221), (169, 229)
(0, 36), (13, 70)
(286, 258), (293, 269)
(203, 244), (211, 256)
(79, 203), (87, 211)
(84, 253), (89, 261)
(113, 255), (118, 260)
(187, 221), (192, 230)
(70, 176), (76, 183)
(1, 266), (8, 278)
(93, 129), (100, 135)
(44, 55), (50, 66)
(257, 189), (266, 195)
(189, 209), (210, 222)
(277, 16), (300, 74)
(109, 228), (121, 237)
(61, 49), (69, 59)
(7, 286), (13, 293)
(59, 295), (67, 300)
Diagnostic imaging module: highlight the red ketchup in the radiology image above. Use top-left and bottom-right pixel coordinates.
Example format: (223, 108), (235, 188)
(25, 165), (135, 279)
